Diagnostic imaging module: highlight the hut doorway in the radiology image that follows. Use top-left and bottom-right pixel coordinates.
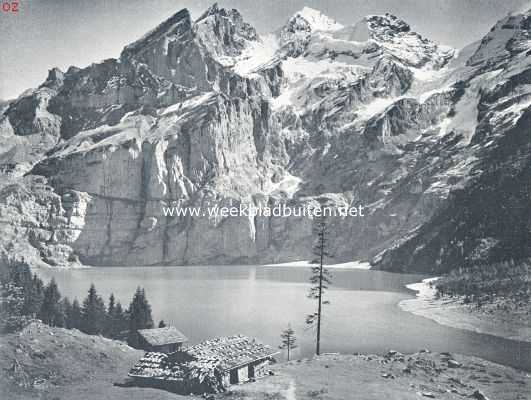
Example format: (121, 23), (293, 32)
(230, 366), (249, 384)
(230, 369), (239, 384)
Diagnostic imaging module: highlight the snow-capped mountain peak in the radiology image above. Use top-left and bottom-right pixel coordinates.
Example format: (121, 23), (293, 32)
(4, 4), (531, 273)
(353, 13), (454, 68)
(366, 13), (411, 35)
(467, 11), (531, 66)
(293, 7), (344, 32)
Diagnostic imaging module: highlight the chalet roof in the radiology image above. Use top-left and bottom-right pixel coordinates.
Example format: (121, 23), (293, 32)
(137, 326), (188, 346)
(186, 335), (278, 371)
(129, 352), (178, 380)
(129, 335), (278, 380)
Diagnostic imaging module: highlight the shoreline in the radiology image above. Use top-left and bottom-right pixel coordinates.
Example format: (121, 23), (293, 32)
(32, 260), (373, 270)
(399, 278), (531, 344)
(263, 260), (371, 269)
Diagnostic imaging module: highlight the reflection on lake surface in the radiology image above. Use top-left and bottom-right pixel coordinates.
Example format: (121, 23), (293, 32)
(35, 265), (531, 371)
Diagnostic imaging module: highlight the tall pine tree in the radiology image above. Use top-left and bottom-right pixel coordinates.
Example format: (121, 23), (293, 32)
(108, 293), (116, 315)
(306, 213), (332, 355)
(105, 293), (116, 337)
(61, 297), (73, 328)
(127, 287), (154, 347)
(113, 301), (128, 338)
(105, 293), (128, 338)
(81, 284), (106, 335)
(22, 274), (44, 316)
(10, 263), (32, 289)
(68, 298), (83, 330)
(39, 278), (64, 327)
(8, 263), (45, 317)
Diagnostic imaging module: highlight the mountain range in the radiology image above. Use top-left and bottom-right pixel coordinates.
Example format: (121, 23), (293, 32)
(1, 4), (531, 272)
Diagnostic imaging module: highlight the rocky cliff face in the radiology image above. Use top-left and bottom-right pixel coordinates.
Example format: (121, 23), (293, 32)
(2, 5), (531, 271)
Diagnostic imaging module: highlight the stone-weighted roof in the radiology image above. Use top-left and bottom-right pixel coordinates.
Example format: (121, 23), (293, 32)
(129, 335), (278, 381)
(186, 335), (278, 371)
(137, 326), (188, 346)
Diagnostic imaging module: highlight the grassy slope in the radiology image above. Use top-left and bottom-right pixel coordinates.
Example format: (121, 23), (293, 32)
(0, 322), (194, 400)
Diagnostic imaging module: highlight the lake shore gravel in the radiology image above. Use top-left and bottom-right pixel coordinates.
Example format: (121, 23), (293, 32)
(399, 278), (531, 344)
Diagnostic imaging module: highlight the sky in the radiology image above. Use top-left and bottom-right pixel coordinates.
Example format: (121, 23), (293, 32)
(1, 0), (530, 99)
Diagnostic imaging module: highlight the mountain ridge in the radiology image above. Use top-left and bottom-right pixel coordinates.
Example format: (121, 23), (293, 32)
(1, 4), (531, 272)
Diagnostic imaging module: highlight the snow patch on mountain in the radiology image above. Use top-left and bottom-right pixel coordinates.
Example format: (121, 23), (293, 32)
(282, 57), (363, 81)
(271, 56), (367, 112)
(271, 87), (296, 110)
(440, 69), (503, 143)
(295, 7), (344, 32)
(51, 115), (155, 158)
(233, 34), (280, 75)
(160, 92), (216, 116)
(490, 95), (531, 127)
(356, 97), (399, 121)
(263, 173), (302, 198)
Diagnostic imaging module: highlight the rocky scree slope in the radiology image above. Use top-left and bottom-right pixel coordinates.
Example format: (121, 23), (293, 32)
(1, 5), (531, 271)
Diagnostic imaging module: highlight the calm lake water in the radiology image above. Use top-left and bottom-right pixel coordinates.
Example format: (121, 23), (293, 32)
(35, 265), (531, 371)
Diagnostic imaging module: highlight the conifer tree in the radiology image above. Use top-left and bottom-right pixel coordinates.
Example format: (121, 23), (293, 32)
(1, 283), (24, 317)
(62, 297), (73, 328)
(81, 284), (106, 335)
(8, 264), (45, 317)
(22, 274), (44, 316)
(113, 301), (128, 338)
(108, 293), (116, 315)
(55, 300), (67, 328)
(306, 214), (332, 356)
(10, 263), (32, 289)
(68, 298), (83, 330)
(39, 278), (63, 327)
(279, 324), (298, 361)
(127, 287), (154, 346)
(105, 293), (116, 337)
(158, 320), (167, 328)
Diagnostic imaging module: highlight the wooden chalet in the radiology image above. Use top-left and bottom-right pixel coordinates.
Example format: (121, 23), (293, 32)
(136, 326), (188, 353)
(128, 335), (278, 394)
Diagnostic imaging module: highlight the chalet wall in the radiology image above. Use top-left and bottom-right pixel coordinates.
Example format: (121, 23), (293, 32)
(229, 358), (271, 384)
(131, 358), (272, 394)
(250, 359), (269, 378)
(237, 366), (249, 383)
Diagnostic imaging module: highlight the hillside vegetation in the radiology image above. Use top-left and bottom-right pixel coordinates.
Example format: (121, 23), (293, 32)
(435, 259), (531, 309)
